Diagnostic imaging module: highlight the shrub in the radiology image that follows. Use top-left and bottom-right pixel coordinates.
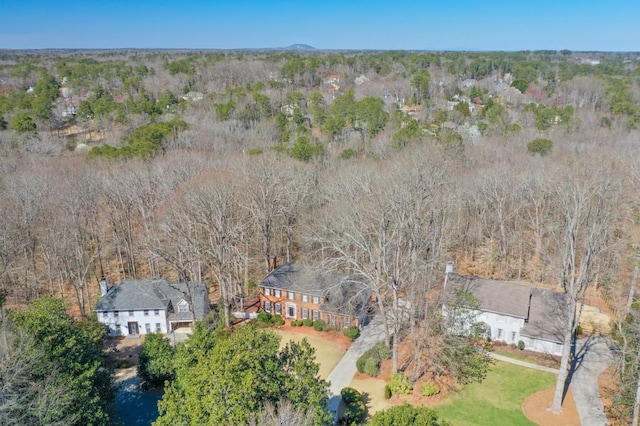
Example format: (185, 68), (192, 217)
(291, 320), (302, 327)
(388, 372), (412, 395)
(302, 318), (313, 327)
(377, 344), (390, 360)
(384, 385), (392, 399)
(344, 326), (360, 340)
(518, 340), (525, 350)
(341, 387), (366, 424)
(364, 356), (379, 377)
(484, 342), (494, 351)
(420, 383), (440, 397)
(575, 324), (583, 336)
(313, 320), (326, 331)
(340, 148), (357, 160)
(527, 138), (553, 156)
(356, 356), (367, 373)
(272, 315), (285, 326)
(257, 311), (272, 323)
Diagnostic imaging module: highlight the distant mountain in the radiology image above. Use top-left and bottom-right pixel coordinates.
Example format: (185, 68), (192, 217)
(284, 44), (316, 51)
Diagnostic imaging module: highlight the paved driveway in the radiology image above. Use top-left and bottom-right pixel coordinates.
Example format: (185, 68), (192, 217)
(326, 315), (387, 417)
(570, 337), (614, 426)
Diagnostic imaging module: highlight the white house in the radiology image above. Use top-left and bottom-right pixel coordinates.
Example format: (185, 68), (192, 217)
(444, 264), (567, 356)
(95, 279), (210, 337)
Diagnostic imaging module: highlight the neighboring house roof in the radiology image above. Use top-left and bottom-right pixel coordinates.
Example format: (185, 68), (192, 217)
(446, 274), (567, 344)
(95, 279), (209, 320)
(448, 274), (532, 318)
(259, 263), (370, 317)
(520, 288), (566, 344)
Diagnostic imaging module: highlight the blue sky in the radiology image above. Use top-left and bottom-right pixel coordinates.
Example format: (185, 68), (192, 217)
(2, 0), (638, 51)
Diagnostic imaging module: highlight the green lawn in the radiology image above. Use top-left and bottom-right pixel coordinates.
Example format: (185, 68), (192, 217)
(435, 361), (556, 426)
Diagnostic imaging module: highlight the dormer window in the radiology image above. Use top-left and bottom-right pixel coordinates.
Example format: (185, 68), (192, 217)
(177, 299), (190, 313)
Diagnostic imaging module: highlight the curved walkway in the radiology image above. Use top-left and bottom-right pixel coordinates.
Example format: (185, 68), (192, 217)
(490, 352), (560, 374)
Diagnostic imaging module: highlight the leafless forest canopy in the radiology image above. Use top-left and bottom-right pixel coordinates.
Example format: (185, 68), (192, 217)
(0, 48), (638, 322)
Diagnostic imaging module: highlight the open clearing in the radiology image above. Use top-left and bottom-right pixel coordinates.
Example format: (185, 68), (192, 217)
(274, 328), (349, 379)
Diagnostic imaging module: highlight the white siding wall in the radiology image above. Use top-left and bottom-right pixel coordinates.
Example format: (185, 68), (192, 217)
(476, 311), (525, 344)
(99, 309), (168, 336)
(520, 336), (563, 356)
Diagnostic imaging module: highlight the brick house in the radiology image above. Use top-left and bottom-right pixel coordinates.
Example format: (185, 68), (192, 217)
(258, 262), (370, 328)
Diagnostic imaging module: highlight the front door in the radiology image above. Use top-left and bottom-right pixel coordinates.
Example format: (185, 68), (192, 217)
(128, 322), (139, 335)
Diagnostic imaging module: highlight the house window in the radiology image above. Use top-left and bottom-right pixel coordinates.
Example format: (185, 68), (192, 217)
(264, 301), (272, 313)
(154, 310), (160, 316)
(288, 291), (295, 301)
(302, 308), (309, 319)
(102, 312), (108, 318)
(343, 316), (351, 327)
(178, 301), (189, 313)
(497, 328), (503, 339)
(129, 310), (134, 317)
(312, 296), (319, 304)
(264, 288), (271, 296)
(144, 310), (149, 316)
(145, 323), (151, 333)
(511, 331), (517, 342)
(275, 289), (281, 297)
(155, 323), (162, 332)
(312, 310), (320, 321)
(286, 304), (296, 318)
(114, 311), (119, 318)
(275, 303), (282, 315)
(302, 294), (309, 302)
(328, 315), (336, 326)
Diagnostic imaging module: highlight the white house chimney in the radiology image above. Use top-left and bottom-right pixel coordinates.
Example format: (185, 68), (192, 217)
(445, 261), (455, 275)
(99, 277), (109, 297)
(444, 261), (455, 290)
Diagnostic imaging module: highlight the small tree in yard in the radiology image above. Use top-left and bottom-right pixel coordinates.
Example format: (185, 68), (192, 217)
(138, 333), (175, 386)
(369, 404), (451, 426)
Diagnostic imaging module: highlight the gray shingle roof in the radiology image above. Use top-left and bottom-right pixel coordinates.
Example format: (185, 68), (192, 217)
(95, 279), (209, 320)
(520, 288), (567, 344)
(447, 273), (567, 344)
(447, 274), (532, 318)
(259, 263), (335, 296)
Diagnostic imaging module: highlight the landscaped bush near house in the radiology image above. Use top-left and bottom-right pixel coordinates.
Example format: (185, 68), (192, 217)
(343, 326), (360, 339)
(384, 385), (392, 399)
(518, 340), (525, 350)
(421, 383), (440, 397)
(257, 311), (272, 324)
(272, 315), (285, 326)
(356, 343), (388, 378)
(364, 356), (379, 377)
(356, 356), (367, 374)
(341, 387), (366, 425)
(291, 320), (302, 326)
(313, 319), (326, 331)
(484, 342), (494, 351)
(302, 318), (313, 327)
(388, 372), (413, 396)
(377, 344), (390, 360)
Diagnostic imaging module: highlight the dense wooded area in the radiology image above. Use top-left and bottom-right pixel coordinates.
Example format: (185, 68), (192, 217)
(2, 48), (640, 423)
